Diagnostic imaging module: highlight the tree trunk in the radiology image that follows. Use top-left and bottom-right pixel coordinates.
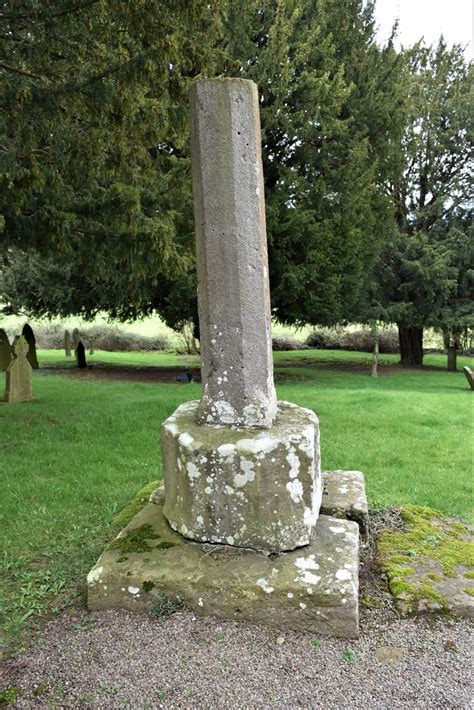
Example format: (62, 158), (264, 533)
(447, 346), (457, 372)
(398, 325), (424, 366)
(371, 324), (379, 378)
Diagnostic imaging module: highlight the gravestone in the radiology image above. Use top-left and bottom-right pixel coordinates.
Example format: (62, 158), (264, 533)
(72, 328), (80, 351)
(22, 324), (39, 369)
(75, 341), (87, 369)
(89, 339), (95, 355)
(64, 330), (72, 357)
(4, 335), (34, 402)
(0, 328), (12, 370)
(462, 366), (474, 390)
(88, 79), (364, 638)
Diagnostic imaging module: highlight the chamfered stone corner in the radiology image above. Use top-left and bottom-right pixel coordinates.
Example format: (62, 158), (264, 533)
(161, 400), (321, 552)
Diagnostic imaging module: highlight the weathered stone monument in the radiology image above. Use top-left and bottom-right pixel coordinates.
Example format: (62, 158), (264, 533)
(72, 328), (80, 351)
(75, 341), (87, 369)
(22, 323), (39, 369)
(64, 329), (72, 357)
(0, 328), (12, 370)
(462, 366), (474, 390)
(88, 79), (365, 638)
(3, 335), (34, 403)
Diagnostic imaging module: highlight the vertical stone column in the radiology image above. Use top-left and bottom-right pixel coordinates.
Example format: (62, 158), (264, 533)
(190, 79), (277, 429)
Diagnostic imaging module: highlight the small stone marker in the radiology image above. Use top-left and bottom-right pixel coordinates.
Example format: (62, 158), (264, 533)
(89, 339), (95, 355)
(64, 329), (72, 357)
(75, 341), (87, 368)
(462, 366), (474, 390)
(4, 335), (34, 402)
(0, 328), (12, 370)
(22, 323), (39, 369)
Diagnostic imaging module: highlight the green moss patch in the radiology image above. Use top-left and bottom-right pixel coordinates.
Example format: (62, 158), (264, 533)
(376, 505), (474, 615)
(113, 480), (161, 528)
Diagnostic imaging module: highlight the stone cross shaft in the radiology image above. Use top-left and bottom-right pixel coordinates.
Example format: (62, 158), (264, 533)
(190, 79), (277, 428)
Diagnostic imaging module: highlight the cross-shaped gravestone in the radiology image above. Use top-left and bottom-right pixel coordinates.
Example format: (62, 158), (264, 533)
(4, 335), (34, 403)
(161, 79), (321, 552)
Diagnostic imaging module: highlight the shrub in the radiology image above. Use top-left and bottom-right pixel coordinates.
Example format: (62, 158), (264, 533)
(18, 324), (170, 351)
(272, 336), (307, 351)
(306, 326), (399, 353)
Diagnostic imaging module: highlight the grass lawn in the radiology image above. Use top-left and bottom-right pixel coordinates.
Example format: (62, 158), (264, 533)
(1, 348), (472, 652)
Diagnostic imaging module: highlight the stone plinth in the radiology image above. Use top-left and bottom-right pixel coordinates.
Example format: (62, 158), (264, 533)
(87, 489), (360, 638)
(190, 79), (277, 428)
(161, 400), (321, 552)
(321, 470), (369, 538)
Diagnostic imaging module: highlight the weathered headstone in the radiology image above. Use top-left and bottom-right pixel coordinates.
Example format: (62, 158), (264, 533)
(4, 335), (34, 402)
(64, 329), (72, 357)
(88, 79), (364, 639)
(462, 366), (474, 390)
(75, 341), (87, 369)
(72, 328), (80, 351)
(0, 328), (12, 370)
(22, 324), (39, 369)
(89, 339), (95, 355)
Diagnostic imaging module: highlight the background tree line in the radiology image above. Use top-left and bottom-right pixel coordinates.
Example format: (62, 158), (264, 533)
(1, 0), (472, 365)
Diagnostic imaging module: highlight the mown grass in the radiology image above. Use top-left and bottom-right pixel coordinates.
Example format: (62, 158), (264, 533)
(1, 348), (472, 652)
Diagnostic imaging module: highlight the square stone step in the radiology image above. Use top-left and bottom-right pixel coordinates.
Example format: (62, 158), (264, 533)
(88, 490), (360, 638)
(321, 470), (369, 537)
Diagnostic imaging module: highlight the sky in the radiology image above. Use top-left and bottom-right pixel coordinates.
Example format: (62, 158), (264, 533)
(373, 0), (473, 56)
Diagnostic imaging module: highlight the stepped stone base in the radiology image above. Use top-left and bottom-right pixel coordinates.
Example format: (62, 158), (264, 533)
(87, 487), (360, 638)
(321, 470), (369, 538)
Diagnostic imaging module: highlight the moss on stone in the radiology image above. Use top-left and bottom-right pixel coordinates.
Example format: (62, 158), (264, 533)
(463, 570), (474, 579)
(113, 480), (161, 528)
(108, 524), (158, 555)
(377, 505), (474, 614)
(143, 581), (155, 593)
(464, 587), (474, 597)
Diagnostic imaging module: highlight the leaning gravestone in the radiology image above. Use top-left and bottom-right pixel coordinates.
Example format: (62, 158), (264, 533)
(75, 341), (87, 369)
(4, 335), (34, 402)
(88, 79), (365, 638)
(22, 324), (39, 369)
(64, 329), (72, 357)
(0, 328), (12, 370)
(462, 366), (474, 390)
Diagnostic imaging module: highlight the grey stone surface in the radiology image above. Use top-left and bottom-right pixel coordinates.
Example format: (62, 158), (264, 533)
(4, 335), (34, 403)
(0, 328), (12, 370)
(22, 323), (39, 369)
(87, 489), (360, 638)
(64, 329), (72, 357)
(190, 78), (277, 428)
(462, 366), (473, 390)
(161, 400), (321, 552)
(321, 470), (369, 537)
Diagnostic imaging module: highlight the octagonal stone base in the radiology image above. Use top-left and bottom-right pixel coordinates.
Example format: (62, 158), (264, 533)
(87, 488), (360, 638)
(161, 400), (320, 552)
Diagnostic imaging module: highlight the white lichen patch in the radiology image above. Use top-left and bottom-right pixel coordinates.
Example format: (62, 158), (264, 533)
(217, 443), (237, 462)
(128, 586), (140, 595)
(226, 536), (235, 545)
(286, 479), (303, 503)
(186, 462), (201, 479)
(295, 555), (319, 571)
(299, 602), (307, 609)
(198, 597), (204, 607)
(236, 436), (279, 457)
(178, 432), (194, 448)
(335, 569), (352, 581)
(329, 526), (346, 534)
(196, 515), (204, 526)
(87, 565), (103, 585)
(286, 447), (301, 479)
(304, 506), (317, 527)
(287, 592), (294, 598)
(256, 578), (274, 594)
(233, 459), (255, 488)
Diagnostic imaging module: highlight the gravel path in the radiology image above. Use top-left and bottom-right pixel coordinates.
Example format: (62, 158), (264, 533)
(1, 608), (472, 709)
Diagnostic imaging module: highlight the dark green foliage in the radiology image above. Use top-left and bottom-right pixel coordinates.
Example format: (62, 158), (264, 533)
(1, 0), (401, 331)
(372, 42), (473, 364)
